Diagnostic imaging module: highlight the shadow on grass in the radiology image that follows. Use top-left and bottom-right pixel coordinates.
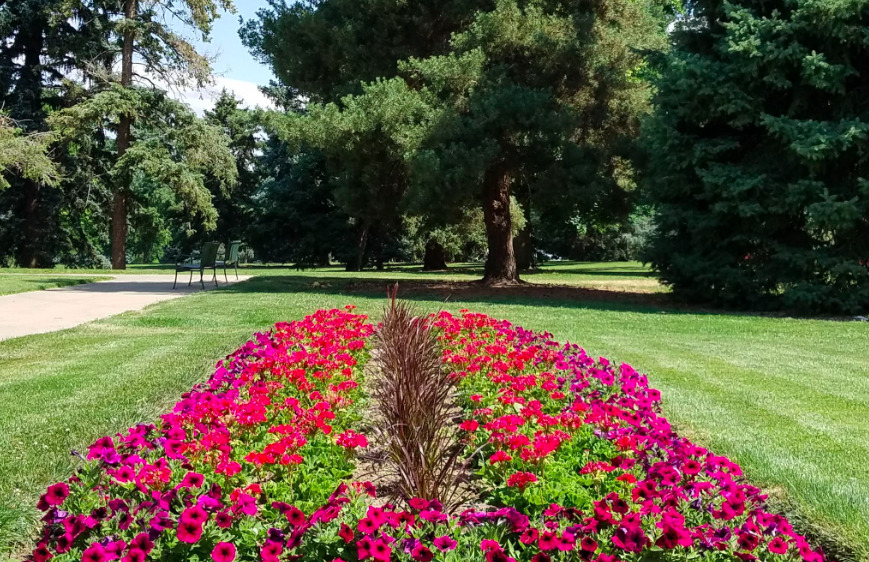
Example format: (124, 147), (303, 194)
(36, 277), (100, 289)
(219, 275), (861, 322)
(217, 275), (718, 316)
(229, 261), (655, 278)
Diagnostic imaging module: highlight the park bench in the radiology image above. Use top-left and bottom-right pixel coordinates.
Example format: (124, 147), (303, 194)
(217, 240), (241, 282)
(173, 241), (221, 289)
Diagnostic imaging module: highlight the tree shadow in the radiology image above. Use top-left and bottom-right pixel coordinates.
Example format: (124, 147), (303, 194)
(219, 275), (858, 321)
(218, 275), (724, 317)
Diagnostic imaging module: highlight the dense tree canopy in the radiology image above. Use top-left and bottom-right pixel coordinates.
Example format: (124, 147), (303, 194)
(248, 0), (670, 283)
(643, 0), (869, 313)
(2, 0), (866, 313)
(0, 0), (114, 267)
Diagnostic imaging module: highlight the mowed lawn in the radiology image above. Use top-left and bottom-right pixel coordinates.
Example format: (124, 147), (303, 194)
(0, 265), (866, 560)
(0, 274), (110, 296)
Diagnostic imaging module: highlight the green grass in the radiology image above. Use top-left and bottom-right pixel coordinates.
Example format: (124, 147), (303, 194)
(0, 260), (664, 293)
(0, 274), (111, 296)
(0, 268), (865, 560)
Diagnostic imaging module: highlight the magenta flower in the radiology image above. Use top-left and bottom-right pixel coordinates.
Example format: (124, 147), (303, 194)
(122, 550), (145, 562)
(612, 525), (649, 553)
(433, 535), (457, 551)
(768, 537), (789, 554)
(262, 541), (284, 562)
(180, 471), (205, 488)
(176, 519), (203, 543)
(180, 505), (208, 526)
(408, 497), (430, 510)
(357, 517), (379, 534)
(369, 539), (391, 562)
(419, 509), (447, 523)
(212, 542), (236, 562)
(82, 544), (108, 562)
(44, 483), (69, 506)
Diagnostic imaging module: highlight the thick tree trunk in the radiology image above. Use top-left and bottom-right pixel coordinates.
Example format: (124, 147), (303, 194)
(422, 239), (448, 270)
(111, 0), (137, 270)
(515, 225), (535, 271)
(482, 163), (520, 285)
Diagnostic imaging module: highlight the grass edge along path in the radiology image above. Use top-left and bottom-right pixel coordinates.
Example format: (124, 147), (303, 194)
(0, 276), (865, 560)
(0, 275), (112, 296)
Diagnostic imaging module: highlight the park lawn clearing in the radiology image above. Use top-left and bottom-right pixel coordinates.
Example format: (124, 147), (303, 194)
(0, 274), (111, 296)
(0, 272), (865, 561)
(0, 260), (666, 294)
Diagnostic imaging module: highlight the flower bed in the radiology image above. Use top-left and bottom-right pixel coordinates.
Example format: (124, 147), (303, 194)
(30, 308), (827, 562)
(32, 307), (375, 562)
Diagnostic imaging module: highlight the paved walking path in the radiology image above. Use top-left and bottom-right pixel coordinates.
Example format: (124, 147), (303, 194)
(0, 274), (250, 342)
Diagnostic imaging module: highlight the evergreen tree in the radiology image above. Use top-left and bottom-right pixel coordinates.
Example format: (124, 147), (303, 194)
(204, 90), (262, 247)
(0, 115), (58, 190)
(0, 0), (114, 267)
(49, 89), (239, 263)
(250, 0), (668, 280)
(248, 140), (352, 267)
(243, 0), (488, 269)
(644, 0), (869, 313)
(404, 0), (666, 283)
(71, 0), (235, 269)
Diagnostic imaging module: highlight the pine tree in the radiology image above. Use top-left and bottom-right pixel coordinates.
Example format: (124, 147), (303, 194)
(405, 0), (667, 283)
(71, 0), (235, 269)
(250, 0), (669, 281)
(644, 0), (869, 313)
(0, 0), (115, 267)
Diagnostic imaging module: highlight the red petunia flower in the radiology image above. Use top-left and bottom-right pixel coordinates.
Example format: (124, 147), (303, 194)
(338, 523), (354, 543)
(412, 544), (433, 562)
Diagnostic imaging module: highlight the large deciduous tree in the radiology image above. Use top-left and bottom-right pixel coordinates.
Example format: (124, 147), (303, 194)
(643, 0), (869, 313)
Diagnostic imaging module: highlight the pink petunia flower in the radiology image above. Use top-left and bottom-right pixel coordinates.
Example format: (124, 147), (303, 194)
(212, 542), (236, 562)
(433, 536), (457, 551)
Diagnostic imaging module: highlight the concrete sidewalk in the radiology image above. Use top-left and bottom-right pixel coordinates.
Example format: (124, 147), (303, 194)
(0, 274), (250, 342)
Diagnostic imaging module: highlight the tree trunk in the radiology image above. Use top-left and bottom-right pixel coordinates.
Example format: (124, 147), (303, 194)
(16, 17), (47, 268)
(21, 186), (41, 268)
(422, 239), (448, 270)
(482, 163), (520, 285)
(515, 225), (535, 271)
(111, 0), (137, 270)
(346, 222), (369, 272)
